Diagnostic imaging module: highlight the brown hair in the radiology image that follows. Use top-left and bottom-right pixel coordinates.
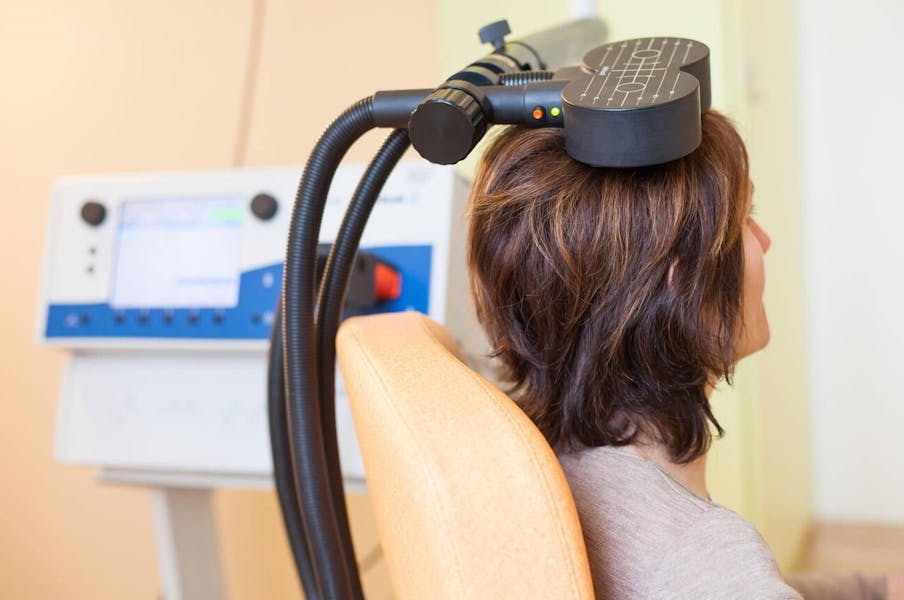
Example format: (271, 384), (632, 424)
(467, 111), (750, 463)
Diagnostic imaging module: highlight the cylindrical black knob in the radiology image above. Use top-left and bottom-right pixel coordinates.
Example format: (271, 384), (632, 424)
(80, 201), (107, 227)
(478, 19), (511, 50)
(408, 88), (487, 165)
(250, 193), (279, 221)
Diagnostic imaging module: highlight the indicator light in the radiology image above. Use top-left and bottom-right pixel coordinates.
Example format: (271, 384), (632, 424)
(550, 106), (561, 117)
(531, 106), (544, 120)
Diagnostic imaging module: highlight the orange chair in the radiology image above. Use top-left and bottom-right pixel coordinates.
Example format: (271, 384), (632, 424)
(336, 311), (594, 599)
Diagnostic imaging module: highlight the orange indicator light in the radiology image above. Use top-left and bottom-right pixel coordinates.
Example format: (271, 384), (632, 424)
(531, 106), (544, 120)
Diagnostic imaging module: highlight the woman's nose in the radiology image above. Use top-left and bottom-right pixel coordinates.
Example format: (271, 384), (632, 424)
(750, 218), (771, 253)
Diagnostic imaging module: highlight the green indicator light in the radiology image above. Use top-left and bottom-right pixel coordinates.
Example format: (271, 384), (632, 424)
(550, 106), (561, 117)
(211, 207), (244, 223)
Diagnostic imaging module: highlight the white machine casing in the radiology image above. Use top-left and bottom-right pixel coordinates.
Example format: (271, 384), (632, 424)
(37, 163), (485, 491)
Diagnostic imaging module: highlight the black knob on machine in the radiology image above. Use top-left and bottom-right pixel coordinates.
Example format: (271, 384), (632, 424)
(478, 19), (511, 51)
(250, 193), (279, 221)
(408, 88), (487, 165)
(80, 200), (107, 227)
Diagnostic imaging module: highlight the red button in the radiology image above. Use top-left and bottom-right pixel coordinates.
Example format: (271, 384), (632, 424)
(374, 263), (402, 301)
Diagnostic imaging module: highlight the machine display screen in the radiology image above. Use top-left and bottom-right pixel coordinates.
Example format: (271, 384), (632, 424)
(110, 197), (244, 308)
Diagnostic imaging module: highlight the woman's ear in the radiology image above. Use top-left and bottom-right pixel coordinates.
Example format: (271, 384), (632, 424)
(667, 258), (678, 289)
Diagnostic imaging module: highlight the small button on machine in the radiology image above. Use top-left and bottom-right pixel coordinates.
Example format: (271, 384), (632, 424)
(80, 200), (107, 227)
(250, 193), (279, 221)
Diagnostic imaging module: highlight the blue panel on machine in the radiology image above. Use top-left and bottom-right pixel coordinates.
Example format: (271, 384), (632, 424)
(44, 244), (432, 340)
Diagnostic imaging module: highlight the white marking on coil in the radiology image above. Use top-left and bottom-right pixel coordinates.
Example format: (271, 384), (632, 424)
(580, 45), (614, 99)
(632, 55), (646, 83)
(668, 39), (680, 67)
(652, 39), (681, 103)
(593, 43), (625, 103)
(597, 44), (613, 68)
(610, 66), (666, 72)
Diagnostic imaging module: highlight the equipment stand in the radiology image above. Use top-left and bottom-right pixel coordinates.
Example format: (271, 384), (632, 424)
(150, 487), (226, 600)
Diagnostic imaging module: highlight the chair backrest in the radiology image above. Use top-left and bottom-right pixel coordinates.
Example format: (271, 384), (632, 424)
(336, 311), (594, 599)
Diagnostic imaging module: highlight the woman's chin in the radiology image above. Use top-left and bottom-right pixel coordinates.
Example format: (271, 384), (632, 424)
(735, 323), (770, 361)
(758, 311), (771, 351)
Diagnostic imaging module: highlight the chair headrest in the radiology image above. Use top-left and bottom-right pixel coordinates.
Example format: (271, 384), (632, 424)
(336, 311), (593, 599)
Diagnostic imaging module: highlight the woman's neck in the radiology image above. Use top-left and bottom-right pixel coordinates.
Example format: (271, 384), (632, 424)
(623, 443), (710, 501)
(621, 383), (715, 501)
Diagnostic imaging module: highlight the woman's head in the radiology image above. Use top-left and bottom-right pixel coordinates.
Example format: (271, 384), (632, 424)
(467, 110), (769, 463)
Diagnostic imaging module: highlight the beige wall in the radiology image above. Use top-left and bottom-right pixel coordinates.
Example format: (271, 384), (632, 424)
(0, 1), (435, 597)
(737, 0), (811, 569)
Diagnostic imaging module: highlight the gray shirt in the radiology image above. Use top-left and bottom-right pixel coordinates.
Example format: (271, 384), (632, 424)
(558, 445), (885, 599)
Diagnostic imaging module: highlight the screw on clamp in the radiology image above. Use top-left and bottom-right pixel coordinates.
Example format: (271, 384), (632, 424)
(478, 20), (511, 51)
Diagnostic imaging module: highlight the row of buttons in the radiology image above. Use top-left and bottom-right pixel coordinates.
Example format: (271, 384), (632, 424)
(63, 311), (274, 328)
(113, 311), (221, 325)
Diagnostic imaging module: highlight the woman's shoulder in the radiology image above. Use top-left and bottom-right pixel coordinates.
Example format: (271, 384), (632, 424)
(559, 445), (713, 515)
(558, 446), (802, 599)
(648, 506), (802, 599)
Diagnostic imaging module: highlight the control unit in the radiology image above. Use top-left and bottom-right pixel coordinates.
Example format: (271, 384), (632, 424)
(37, 164), (482, 485)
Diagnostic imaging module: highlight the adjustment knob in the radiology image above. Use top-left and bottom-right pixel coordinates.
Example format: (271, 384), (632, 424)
(408, 88), (487, 165)
(250, 193), (278, 221)
(80, 200), (107, 227)
(478, 19), (511, 50)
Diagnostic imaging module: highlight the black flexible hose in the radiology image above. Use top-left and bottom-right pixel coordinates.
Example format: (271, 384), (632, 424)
(267, 299), (319, 600)
(282, 96), (375, 600)
(499, 70), (556, 85)
(315, 129), (411, 582)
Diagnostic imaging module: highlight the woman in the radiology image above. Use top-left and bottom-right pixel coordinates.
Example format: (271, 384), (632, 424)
(467, 111), (900, 599)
